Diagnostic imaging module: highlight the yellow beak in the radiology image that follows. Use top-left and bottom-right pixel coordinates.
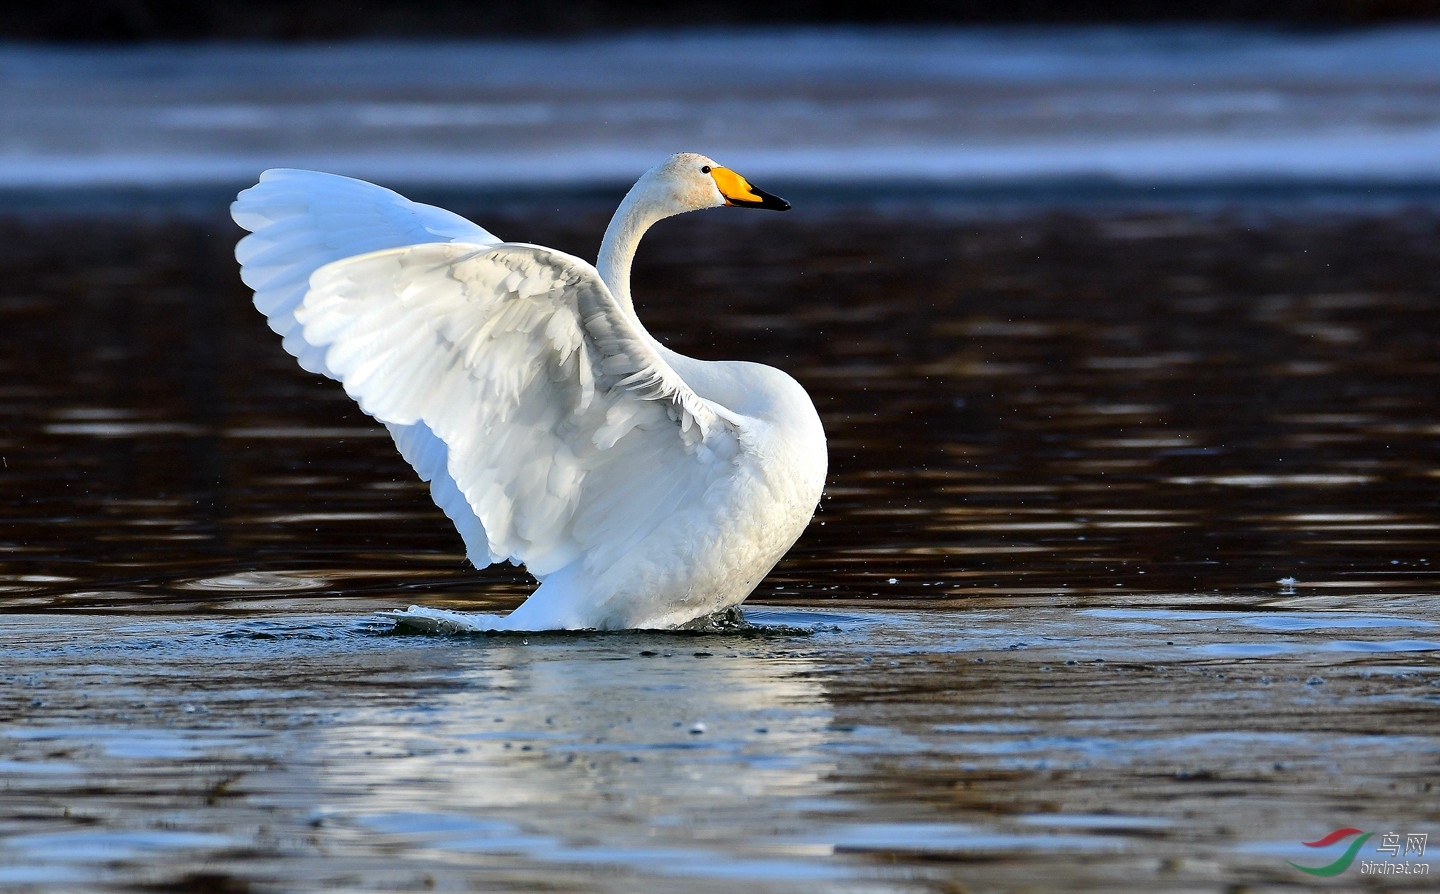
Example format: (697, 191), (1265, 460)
(710, 166), (791, 211)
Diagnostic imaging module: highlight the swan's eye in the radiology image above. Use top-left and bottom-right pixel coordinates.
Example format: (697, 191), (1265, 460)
(700, 165), (711, 174)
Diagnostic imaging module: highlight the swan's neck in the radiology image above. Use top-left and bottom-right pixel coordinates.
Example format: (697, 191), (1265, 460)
(596, 180), (672, 318)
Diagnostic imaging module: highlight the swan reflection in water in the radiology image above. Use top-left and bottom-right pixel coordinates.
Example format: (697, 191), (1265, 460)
(0, 614), (851, 890)
(290, 629), (837, 877)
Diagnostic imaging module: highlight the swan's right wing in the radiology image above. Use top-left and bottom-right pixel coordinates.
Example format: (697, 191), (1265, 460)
(298, 241), (741, 581)
(232, 168), (498, 376)
(233, 169), (501, 565)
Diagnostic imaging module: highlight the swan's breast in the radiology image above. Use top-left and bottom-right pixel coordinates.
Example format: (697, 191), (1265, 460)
(655, 347), (826, 523)
(702, 360), (826, 511)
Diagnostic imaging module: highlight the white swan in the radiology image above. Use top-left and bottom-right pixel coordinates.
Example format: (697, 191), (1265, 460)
(231, 153), (827, 631)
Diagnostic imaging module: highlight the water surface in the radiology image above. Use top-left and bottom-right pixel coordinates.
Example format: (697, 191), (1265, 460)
(1, 199), (1439, 890)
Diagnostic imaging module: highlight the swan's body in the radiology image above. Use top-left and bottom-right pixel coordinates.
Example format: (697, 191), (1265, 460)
(231, 153), (826, 631)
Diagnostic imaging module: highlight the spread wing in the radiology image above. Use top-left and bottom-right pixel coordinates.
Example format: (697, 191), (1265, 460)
(232, 169), (502, 562)
(296, 242), (740, 579)
(232, 168), (498, 373)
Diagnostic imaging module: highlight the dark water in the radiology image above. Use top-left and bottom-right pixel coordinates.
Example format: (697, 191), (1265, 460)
(2, 196), (1439, 891)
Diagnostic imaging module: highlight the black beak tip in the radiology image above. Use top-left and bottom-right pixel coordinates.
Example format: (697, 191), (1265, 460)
(749, 186), (791, 212)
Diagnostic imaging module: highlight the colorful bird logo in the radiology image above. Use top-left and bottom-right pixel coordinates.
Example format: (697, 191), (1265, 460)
(1288, 828), (1372, 876)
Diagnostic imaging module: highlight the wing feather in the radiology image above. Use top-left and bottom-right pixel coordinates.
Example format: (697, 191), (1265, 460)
(233, 170), (742, 584)
(232, 170), (503, 566)
(232, 168), (497, 376)
(297, 242), (738, 580)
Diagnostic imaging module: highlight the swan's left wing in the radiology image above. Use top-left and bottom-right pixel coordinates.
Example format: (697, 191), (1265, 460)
(297, 241), (740, 583)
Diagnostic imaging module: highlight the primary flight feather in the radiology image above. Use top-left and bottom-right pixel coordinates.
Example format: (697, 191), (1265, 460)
(231, 153), (827, 630)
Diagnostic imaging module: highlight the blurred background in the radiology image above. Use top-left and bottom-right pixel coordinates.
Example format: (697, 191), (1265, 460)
(4, 5), (1440, 894)
(3, 0), (1440, 39)
(4, 4), (1440, 197)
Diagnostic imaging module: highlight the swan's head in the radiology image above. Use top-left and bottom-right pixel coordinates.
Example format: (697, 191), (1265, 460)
(646, 152), (791, 214)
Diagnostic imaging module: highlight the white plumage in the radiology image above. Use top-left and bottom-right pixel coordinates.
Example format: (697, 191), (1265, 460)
(231, 153), (826, 630)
